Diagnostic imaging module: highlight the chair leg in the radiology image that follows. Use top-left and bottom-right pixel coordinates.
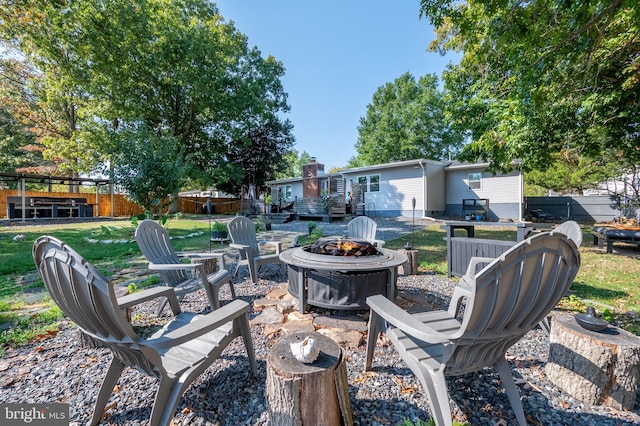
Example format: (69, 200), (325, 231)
(538, 317), (551, 336)
(149, 375), (183, 426)
(89, 357), (125, 426)
(248, 260), (258, 284)
(494, 357), (527, 426)
(418, 370), (453, 426)
(365, 310), (382, 370)
(236, 315), (257, 376)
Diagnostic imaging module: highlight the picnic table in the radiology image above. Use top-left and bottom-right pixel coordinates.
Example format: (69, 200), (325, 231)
(592, 225), (640, 253)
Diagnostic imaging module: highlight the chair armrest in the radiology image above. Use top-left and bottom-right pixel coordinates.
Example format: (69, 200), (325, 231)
(366, 295), (452, 344)
(147, 262), (199, 271)
(464, 256), (495, 276)
(263, 240), (282, 254)
(118, 286), (181, 316)
(230, 243), (251, 251)
(145, 299), (250, 349)
(447, 280), (473, 317)
(178, 252), (227, 269)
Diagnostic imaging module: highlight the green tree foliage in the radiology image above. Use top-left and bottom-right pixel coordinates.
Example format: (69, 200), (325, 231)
(1, 0), (293, 204)
(274, 149), (312, 179)
(0, 104), (47, 179)
(526, 154), (617, 195)
(108, 125), (185, 214)
(419, 0), (640, 181)
(352, 72), (462, 166)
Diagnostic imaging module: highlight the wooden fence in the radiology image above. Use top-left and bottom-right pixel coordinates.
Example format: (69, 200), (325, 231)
(178, 197), (240, 215)
(0, 190), (240, 219)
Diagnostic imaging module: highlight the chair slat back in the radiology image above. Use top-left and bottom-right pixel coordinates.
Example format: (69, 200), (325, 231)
(228, 216), (259, 253)
(448, 233), (579, 374)
(34, 237), (160, 375)
(348, 216), (377, 242)
(135, 219), (189, 286)
(35, 240), (134, 343)
(553, 220), (583, 247)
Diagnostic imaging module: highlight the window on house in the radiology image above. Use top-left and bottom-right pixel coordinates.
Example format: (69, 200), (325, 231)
(357, 175), (380, 192)
(358, 176), (368, 192)
(369, 174), (380, 192)
(468, 173), (482, 190)
(278, 185), (292, 201)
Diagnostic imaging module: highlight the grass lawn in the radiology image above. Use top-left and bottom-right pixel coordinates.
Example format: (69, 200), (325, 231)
(1, 217), (639, 356)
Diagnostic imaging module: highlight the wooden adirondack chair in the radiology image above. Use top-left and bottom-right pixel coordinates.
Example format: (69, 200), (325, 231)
(33, 236), (256, 426)
(365, 231), (580, 426)
(227, 216), (282, 283)
(347, 216), (385, 247)
(135, 219), (235, 314)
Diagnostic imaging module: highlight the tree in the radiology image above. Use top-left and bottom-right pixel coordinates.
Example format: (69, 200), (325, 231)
(419, 0), (640, 178)
(352, 72), (462, 166)
(0, 104), (48, 179)
(274, 150), (312, 179)
(0, 23), (100, 186)
(219, 116), (295, 195)
(107, 125), (185, 214)
(1, 0), (294, 205)
(525, 154), (618, 195)
(78, 0), (293, 200)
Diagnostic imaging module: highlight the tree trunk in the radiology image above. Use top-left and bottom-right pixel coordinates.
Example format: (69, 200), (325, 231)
(266, 331), (353, 426)
(546, 314), (640, 410)
(168, 192), (179, 214)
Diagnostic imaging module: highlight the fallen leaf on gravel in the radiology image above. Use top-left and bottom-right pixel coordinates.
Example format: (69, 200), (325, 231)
(99, 402), (117, 421)
(79, 356), (99, 368)
(181, 406), (194, 415)
(353, 371), (378, 383)
(393, 376), (417, 394)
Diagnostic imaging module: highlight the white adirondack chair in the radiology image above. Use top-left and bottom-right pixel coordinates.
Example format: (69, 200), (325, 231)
(227, 216), (282, 283)
(365, 231), (580, 426)
(135, 219), (235, 314)
(347, 216), (385, 247)
(33, 236), (256, 426)
(553, 220), (583, 247)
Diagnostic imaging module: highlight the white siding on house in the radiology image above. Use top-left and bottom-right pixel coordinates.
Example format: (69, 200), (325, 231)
(342, 165), (425, 217)
(445, 168), (521, 205)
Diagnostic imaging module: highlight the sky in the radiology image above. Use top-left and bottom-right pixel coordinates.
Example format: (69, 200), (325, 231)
(215, 1), (460, 171)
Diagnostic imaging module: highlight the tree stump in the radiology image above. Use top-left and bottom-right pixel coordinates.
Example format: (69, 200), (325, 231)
(266, 331), (353, 426)
(546, 314), (640, 410)
(398, 249), (418, 275)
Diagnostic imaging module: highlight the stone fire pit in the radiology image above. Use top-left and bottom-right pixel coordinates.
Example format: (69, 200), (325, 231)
(279, 237), (407, 311)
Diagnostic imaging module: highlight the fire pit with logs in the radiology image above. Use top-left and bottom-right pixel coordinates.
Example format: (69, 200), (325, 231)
(280, 237), (408, 312)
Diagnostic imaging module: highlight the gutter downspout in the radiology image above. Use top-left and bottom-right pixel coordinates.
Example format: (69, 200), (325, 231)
(418, 161), (429, 219)
(519, 169), (524, 222)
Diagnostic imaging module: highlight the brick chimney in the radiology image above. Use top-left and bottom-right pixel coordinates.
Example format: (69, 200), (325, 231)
(302, 157), (324, 198)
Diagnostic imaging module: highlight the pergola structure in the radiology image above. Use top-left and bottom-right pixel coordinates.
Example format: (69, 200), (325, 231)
(0, 172), (113, 222)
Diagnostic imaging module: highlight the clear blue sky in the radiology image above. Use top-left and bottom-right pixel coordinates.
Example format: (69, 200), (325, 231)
(215, 1), (459, 171)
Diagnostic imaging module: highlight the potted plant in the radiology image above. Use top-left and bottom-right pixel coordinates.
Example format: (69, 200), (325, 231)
(307, 221), (317, 236)
(210, 221), (228, 239)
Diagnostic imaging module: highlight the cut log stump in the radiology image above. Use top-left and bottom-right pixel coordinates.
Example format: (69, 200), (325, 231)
(546, 314), (640, 410)
(398, 249), (418, 275)
(266, 331), (353, 426)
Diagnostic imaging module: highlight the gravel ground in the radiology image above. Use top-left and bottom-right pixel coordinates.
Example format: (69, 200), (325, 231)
(1, 217), (639, 425)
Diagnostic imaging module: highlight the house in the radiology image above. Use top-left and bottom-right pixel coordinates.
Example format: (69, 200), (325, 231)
(266, 158), (524, 221)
